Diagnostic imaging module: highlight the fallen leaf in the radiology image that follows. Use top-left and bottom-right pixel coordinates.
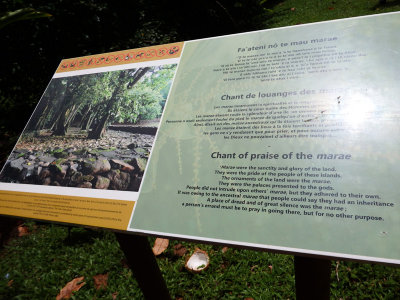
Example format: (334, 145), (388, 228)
(56, 277), (86, 300)
(245, 298), (254, 300)
(17, 225), (29, 237)
(290, 7), (296, 11)
(328, 7), (335, 10)
(335, 261), (340, 282)
(173, 244), (187, 257)
(250, 265), (258, 272)
(7, 280), (13, 287)
(112, 292), (118, 300)
(221, 246), (229, 253)
(93, 273), (108, 290)
(152, 238), (169, 256)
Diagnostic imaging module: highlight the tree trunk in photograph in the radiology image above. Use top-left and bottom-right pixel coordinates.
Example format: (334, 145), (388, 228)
(36, 103), (52, 130)
(77, 104), (91, 129)
(28, 94), (51, 131)
(52, 109), (67, 136)
(84, 113), (96, 131)
(29, 79), (64, 131)
(88, 68), (150, 139)
(88, 113), (110, 140)
(65, 104), (82, 129)
(52, 79), (79, 136)
(81, 103), (99, 131)
(88, 88), (123, 139)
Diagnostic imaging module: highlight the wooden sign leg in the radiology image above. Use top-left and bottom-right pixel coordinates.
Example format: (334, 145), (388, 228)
(0, 216), (19, 248)
(294, 256), (331, 300)
(115, 233), (171, 300)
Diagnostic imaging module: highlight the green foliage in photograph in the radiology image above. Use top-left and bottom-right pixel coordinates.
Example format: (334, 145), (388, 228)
(115, 65), (177, 123)
(24, 64), (176, 140)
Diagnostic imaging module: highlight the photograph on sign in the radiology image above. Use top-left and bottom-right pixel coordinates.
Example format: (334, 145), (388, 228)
(0, 42), (182, 230)
(0, 66), (176, 191)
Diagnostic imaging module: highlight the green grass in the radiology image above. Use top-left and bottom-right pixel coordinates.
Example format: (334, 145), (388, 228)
(1, 223), (400, 299)
(263, 0), (400, 29)
(0, 224), (295, 299)
(158, 241), (295, 299)
(0, 225), (142, 299)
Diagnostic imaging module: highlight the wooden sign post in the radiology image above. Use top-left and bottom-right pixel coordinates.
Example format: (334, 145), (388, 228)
(295, 256), (331, 299)
(115, 233), (171, 299)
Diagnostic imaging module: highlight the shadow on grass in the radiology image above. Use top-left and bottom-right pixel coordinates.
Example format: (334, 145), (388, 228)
(372, 0), (400, 9)
(264, 0), (286, 8)
(63, 226), (106, 246)
(261, 0), (287, 27)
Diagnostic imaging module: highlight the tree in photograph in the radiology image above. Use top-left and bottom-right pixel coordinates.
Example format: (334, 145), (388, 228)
(87, 67), (150, 139)
(22, 64), (176, 140)
(52, 76), (84, 136)
(113, 65), (176, 124)
(25, 78), (66, 132)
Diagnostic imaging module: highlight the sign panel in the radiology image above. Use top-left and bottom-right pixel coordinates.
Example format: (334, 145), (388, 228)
(1, 13), (400, 263)
(130, 13), (400, 264)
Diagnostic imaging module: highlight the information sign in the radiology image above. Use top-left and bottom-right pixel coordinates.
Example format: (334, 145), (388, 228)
(1, 13), (400, 264)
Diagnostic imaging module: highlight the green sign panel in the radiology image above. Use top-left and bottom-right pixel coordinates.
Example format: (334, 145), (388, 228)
(131, 13), (400, 264)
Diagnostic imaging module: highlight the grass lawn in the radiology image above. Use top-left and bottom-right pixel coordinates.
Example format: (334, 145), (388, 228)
(0, 224), (400, 299)
(1, 1), (400, 299)
(263, 0), (400, 29)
